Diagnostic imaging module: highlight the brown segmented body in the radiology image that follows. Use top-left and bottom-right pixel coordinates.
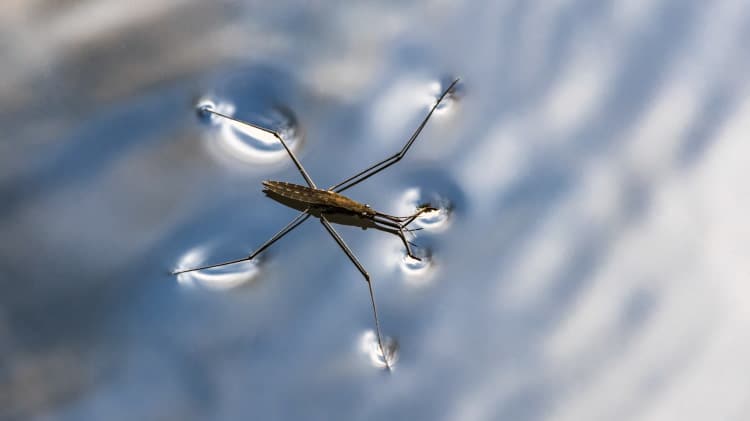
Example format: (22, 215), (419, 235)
(262, 180), (373, 215)
(175, 79), (460, 371)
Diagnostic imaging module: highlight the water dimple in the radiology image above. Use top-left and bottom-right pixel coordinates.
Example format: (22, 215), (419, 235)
(395, 187), (453, 232)
(359, 330), (399, 369)
(174, 246), (261, 290)
(430, 78), (461, 114)
(377, 231), (436, 284)
(194, 97), (302, 166)
(196, 102), (212, 120)
(401, 247), (433, 276)
(195, 98), (225, 124)
(416, 206), (450, 230)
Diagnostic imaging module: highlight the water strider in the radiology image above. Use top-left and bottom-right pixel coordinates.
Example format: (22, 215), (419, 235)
(174, 78), (460, 370)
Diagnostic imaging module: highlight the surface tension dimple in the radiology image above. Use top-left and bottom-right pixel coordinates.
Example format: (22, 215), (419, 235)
(360, 330), (399, 369)
(195, 97), (302, 166)
(396, 187), (453, 232)
(175, 246), (261, 290)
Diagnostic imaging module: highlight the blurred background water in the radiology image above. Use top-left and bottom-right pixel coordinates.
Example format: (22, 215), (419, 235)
(2, 1), (750, 420)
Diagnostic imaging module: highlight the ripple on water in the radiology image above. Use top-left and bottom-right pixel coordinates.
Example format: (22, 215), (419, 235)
(195, 97), (302, 166)
(374, 186), (452, 284)
(395, 187), (453, 232)
(174, 246), (261, 291)
(400, 250), (434, 280)
(377, 232), (437, 286)
(195, 98), (227, 124)
(430, 77), (461, 114)
(359, 330), (399, 369)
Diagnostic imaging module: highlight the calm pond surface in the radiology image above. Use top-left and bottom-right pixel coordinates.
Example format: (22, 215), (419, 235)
(2, 1), (750, 420)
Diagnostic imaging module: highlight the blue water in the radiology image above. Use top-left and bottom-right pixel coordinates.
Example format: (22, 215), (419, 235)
(3, 1), (750, 420)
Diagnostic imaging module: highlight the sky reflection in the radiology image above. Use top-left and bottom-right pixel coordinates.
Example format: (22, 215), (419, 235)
(2, 1), (750, 420)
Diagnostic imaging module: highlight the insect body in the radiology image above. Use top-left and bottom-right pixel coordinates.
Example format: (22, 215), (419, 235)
(262, 180), (374, 216)
(175, 78), (460, 370)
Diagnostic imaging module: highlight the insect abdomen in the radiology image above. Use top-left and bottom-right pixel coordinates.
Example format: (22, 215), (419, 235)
(262, 180), (370, 214)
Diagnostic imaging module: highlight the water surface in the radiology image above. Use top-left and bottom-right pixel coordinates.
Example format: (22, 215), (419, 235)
(2, 1), (750, 420)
